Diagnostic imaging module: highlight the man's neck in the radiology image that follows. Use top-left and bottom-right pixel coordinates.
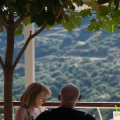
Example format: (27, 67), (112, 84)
(60, 103), (75, 109)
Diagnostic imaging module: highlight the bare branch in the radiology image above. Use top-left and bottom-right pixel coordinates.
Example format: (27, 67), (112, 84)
(65, 11), (79, 13)
(65, 11), (116, 17)
(56, 6), (63, 19)
(0, 56), (5, 71)
(12, 22), (47, 70)
(13, 15), (29, 30)
(30, 22), (47, 39)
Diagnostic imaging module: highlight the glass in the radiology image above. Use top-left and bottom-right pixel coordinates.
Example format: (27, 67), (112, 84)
(113, 111), (120, 120)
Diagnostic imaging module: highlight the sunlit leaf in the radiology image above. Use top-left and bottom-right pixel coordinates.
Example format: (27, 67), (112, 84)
(45, 25), (51, 31)
(72, 0), (83, 6)
(22, 17), (31, 26)
(15, 23), (23, 35)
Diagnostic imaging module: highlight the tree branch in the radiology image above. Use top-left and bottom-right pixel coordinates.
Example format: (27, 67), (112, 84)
(107, 0), (113, 10)
(0, 56), (5, 71)
(55, 6), (63, 19)
(12, 22), (47, 70)
(12, 7), (63, 70)
(13, 15), (29, 30)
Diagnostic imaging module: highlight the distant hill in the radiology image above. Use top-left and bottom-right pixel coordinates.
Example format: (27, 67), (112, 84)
(0, 17), (120, 120)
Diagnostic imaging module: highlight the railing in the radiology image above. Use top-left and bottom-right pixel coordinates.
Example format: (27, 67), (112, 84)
(1, 102), (120, 120)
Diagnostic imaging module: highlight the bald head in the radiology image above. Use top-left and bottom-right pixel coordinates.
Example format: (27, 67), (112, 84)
(59, 83), (80, 104)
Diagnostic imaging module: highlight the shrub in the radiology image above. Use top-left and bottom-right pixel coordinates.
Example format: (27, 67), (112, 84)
(82, 57), (90, 63)
(113, 69), (120, 75)
(56, 75), (68, 82)
(107, 55), (114, 61)
(96, 61), (102, 67)
(68, 65), (76, 73)
(51, 70), (61, 77)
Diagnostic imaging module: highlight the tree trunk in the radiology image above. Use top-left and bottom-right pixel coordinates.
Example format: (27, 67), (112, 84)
(4, 70), (14, 120)
(4, 12), (15, 120)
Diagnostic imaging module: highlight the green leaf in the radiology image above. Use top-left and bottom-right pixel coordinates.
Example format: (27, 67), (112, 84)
(17, 5), (27, 15)
(19, 0), (29, 6)
(97, 0), (110, 4)
(45, 20), (60, 31)
(14, 23), (23, 35)
(63, 11), (69, 22)
(36, 17), (45, 27)
(61, 17), (75, 32)
(72, 0), (83, 6)
(73, 17), (82, 27)
(56, 17), (63, 23)
(45, 25), (51, 31)
(69, 13), (82, 27)
(79, 0), (83, 6)
(90, 18), (96, 23)
(26, 3), (31, 13)
(70, 2), (75, 11)
(31, 0), (44, 14)
(45, 10), (55, 26)
(79, 9), (92, 19)
(63, 21), (75, 32)
(7, 0), (20, 9)
(22, 17), (31, 26)
(88, 0), (95, 6)
(106, 24), (116, 32)
(87, 21), (101, 31)
(101, 20), (107, 30)
(0, 0), (5, 10)
(31, 9), (45, 23)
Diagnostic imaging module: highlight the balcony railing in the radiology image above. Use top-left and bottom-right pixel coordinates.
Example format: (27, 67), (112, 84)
(0, 101), (120, 120)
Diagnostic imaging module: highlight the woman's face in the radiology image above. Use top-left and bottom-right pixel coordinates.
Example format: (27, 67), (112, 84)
(36, 92), (46, 108)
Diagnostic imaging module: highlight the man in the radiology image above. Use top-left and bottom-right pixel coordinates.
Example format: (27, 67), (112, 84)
(36, 83), (96, 120)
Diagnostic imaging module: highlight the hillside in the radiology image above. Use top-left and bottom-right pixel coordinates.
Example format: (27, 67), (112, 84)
(0, 17), (120, 119)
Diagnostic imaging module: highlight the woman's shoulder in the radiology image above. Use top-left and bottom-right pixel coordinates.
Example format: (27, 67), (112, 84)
(14, 105), (28, 120)
(17, 106), (27, 113)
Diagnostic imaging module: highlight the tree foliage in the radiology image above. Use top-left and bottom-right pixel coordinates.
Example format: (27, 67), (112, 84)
(1, 0), (120, 35)
(1, 0), (120, 120)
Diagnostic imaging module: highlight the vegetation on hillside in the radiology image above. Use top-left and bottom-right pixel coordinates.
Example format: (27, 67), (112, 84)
(1, 0), (120, 119)
(1, 21), (120, 119)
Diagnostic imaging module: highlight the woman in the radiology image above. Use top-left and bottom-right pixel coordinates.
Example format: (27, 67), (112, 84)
(15, 82), (51, 120)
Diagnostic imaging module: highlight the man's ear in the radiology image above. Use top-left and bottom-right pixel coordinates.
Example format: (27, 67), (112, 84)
(58, 95), (61, 101)
(78, 95), (82, 101)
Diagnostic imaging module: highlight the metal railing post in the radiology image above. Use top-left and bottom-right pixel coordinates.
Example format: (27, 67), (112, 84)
(12, 107), (14, 120)
(97, 108), (103, 120)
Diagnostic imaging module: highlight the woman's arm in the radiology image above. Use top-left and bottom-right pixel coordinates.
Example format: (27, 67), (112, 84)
(14, 106), (28, 120)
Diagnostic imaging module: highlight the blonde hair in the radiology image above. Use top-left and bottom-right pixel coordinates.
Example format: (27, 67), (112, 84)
(20, 82), (51, 108)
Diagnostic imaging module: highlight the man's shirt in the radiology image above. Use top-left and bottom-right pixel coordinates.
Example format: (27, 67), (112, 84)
(36, 107), (96, 120)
